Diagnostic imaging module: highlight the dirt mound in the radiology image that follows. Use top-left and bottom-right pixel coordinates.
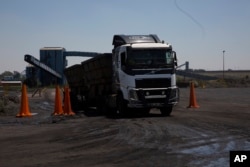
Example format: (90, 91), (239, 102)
(0, 94), (20, 116)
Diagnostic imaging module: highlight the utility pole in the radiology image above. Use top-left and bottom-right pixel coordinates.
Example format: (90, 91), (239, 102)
(223, 50), (225, 79)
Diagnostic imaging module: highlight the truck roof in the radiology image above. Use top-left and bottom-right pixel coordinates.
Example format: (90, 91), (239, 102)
(40, 47), (65, 51)
(128, 43), (172, 49)
(112, 34), (162, 48)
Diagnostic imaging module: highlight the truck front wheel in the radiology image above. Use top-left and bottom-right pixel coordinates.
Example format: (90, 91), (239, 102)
(160, 106), (173, 116)
(116, 93), (128, 117)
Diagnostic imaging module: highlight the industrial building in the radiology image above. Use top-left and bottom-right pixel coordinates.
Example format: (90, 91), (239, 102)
(25, 47), (98, 87)
(40, 47), (66, 86)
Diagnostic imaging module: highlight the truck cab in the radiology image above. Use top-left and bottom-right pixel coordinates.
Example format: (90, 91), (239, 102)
(112, 35), (179, 116)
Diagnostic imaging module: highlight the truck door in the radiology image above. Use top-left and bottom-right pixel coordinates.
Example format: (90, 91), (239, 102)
(112, 50), (120, 92)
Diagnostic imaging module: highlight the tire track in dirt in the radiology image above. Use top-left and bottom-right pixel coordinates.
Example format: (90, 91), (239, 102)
(113, 115), (250, 167)
(1, 88), (250, 167)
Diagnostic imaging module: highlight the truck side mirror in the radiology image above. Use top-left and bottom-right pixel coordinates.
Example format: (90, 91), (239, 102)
(172, 51), (177, 66)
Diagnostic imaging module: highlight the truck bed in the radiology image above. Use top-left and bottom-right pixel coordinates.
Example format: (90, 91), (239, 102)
(64, 53), (113, 99)
(81, 53), (112, 87)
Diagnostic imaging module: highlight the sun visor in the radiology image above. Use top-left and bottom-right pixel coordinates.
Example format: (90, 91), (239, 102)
(112, 35), (161, 49)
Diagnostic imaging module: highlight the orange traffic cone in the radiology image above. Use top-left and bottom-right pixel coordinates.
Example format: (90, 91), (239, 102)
(187, 82), (200, 108)
(52, 85), (64, 115)
(16, 84), (32, 117)
(63, 86), (75, 115)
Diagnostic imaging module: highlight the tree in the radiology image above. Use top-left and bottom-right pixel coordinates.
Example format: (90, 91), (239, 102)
(0, 71), (13, 80)
(1, 71), (13, 76)
(13, 71), (21, 80)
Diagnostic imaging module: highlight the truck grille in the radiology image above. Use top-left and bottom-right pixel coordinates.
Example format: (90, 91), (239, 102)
(145, 98), (166, 104)
(135, 78), (171, 88)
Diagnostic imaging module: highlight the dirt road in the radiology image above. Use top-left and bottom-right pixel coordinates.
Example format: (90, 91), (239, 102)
(0, 88), (250, 167)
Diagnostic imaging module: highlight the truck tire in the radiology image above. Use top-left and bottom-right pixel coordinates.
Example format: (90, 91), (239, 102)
(117, 93), (128, 117)
(160, 106), (173, 116)
(142, 108), (151, 115)
(135, 108), (150, 116)
(96, 96), (107, 115)
(69, 92), (79, 110)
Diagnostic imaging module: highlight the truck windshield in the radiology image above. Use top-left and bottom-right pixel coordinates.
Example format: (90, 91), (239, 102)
(126, 49), (174, 69)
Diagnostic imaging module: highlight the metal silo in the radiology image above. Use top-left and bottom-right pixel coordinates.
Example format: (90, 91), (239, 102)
(40, 47), (66, 86)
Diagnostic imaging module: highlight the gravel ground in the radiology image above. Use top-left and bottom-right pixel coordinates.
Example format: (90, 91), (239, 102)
(0, 87), (250, 167)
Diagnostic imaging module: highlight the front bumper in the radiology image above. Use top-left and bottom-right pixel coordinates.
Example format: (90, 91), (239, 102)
(127, 87), (179, 108)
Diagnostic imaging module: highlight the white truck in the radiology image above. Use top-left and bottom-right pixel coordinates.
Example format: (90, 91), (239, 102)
(64, 34), (179, 116)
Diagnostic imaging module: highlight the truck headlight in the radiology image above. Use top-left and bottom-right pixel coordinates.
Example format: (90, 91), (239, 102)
(129, 89), (138, 101)
(169, 88), (178, 100)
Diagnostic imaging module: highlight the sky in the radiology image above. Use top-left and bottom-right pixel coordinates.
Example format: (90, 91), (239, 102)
(0, 0), (250, 73)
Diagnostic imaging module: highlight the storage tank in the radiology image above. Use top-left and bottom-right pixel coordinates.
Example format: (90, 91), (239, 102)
(40, 47), (66, 86)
